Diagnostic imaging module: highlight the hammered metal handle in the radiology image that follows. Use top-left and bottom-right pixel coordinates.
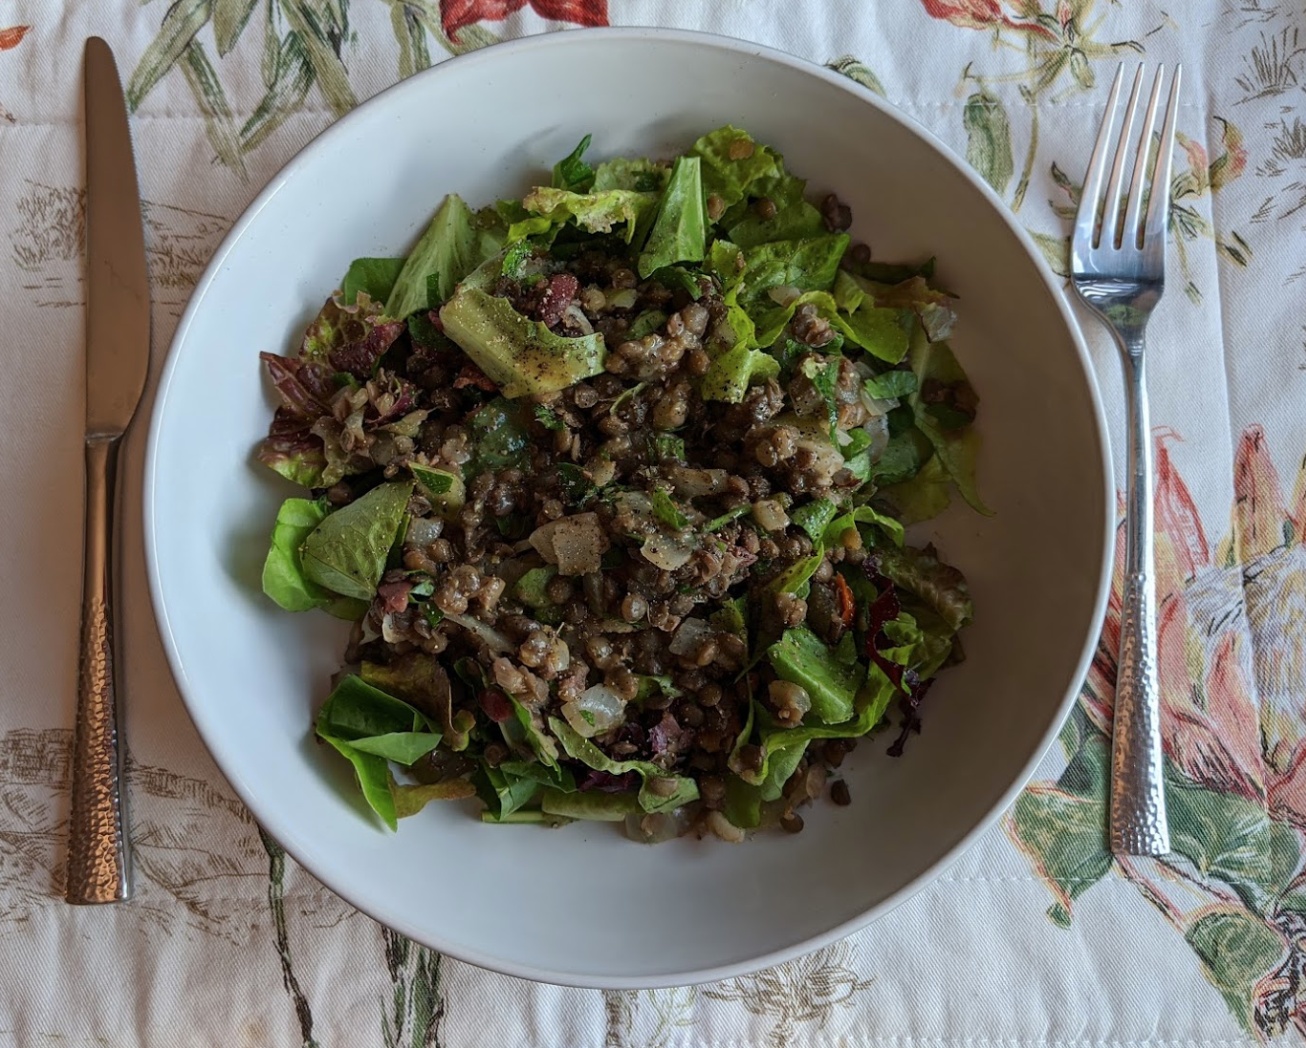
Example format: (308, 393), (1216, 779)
(66, 437), (131, 903)
(1109, 352), (1170, 857)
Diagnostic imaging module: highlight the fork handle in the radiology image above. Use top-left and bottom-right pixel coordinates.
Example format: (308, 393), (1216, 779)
(1110, 351), (1170, 857)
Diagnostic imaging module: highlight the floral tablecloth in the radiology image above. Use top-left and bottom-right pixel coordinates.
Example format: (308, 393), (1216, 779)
(4, 0), (1306, 1044)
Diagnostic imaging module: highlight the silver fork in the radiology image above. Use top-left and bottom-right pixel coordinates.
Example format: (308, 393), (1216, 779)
(1071, 64), (1181, 857)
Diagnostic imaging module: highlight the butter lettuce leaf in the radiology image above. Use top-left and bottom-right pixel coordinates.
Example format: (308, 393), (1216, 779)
(262, 497), (331, 612)
(301, 479), (413, 601)
(314, 675), (442, 831)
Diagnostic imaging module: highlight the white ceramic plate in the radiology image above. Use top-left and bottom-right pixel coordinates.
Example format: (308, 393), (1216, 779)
(145, 29), (1113, 988)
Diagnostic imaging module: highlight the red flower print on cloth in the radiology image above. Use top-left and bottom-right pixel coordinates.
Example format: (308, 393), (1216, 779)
(1080, 427), (1306, 814)
(919, 0), (1056, 39)
(440, 0), (607, 41)
(0, 26), (30, 50)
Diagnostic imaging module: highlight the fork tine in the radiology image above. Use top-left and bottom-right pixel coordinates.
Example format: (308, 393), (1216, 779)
(1075, 65), (1124, 249)
(1122, 66), (1165, 250)
(1099, 65), (1145, 248)
(1143, 65), (1183, 246)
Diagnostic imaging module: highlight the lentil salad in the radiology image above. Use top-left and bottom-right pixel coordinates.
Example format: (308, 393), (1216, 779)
(256, 126), (984, 841)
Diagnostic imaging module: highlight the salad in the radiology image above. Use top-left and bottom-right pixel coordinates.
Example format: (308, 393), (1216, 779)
(255, 126), (984, 842)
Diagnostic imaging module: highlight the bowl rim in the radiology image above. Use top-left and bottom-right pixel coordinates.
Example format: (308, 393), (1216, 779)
(143, 25), (1115, 989)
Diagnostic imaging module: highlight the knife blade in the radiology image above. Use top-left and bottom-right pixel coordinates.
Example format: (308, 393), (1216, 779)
(66, 36), (150, 905)
(85, 36), (149, 436)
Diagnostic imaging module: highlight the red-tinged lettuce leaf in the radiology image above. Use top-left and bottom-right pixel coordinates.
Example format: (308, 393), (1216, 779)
(257, 426), (328, 488)
(301, 292), (405, 378)
(259, 351), (334, 419)
(869, 543), (973, 632)
(362, 655), (472, 752)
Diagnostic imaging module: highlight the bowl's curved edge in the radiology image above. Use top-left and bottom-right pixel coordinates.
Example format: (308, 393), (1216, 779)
(143, 26), (1116, 990)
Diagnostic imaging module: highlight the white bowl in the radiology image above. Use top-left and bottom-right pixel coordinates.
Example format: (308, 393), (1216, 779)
(145, 29), (1112, 988)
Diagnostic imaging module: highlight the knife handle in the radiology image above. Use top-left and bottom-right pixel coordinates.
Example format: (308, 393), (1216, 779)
(66, 437), (131, 904)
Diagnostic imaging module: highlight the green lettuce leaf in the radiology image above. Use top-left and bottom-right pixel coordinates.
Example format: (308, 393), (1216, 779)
(549, 717), (700, 813)
(501, 695), (560, 768)
(638, 155), (707, 278)
(730, 666), (899, 788)
(360, 653), (473, 752)
(593, 156), (669, 193)
(700, 266), (779, 402)
(706, 238), (746, 292)
(753, 284), (913, 364)
(824, 504), (905, 549)
(319, 735), (396, 828)
(262, 497), (331, 612)
(907, 334), (990, 515)
(881, 453), (953, 523)
(540, 788), (640, 821)
(869, 427), (933, 487)
(864, 369), (918, 399)
(551, 134), (596, 193)
(628, 309), (668, 339)
(387, 194), (504, 319)
(690, 125), (783, 208)
(647, 265), (704, 299)
(790, 497), (840, 543)
(724, 735), (810, 829)
(878, 610), (956, 684)
(517, 186), (659, 244)
(650, 488), (691, 529)
(439, 288), (606, 398)
(839, 306), (915, 364)
(841, 255), (937, 285)
(726, 199), (826, 248)
(700, 340), (780, 403)
(475, 764), (545, 821)
(341, 257), (405, 306)
(850, 272), (958, 342)
(314, 675), (442, 830)
(766, 625), (860, 723)
(300, 479), (413, 601)
(739, 235), (850, 311)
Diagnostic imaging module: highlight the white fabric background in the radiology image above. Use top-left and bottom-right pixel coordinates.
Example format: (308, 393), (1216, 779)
(2, 1), (1303, 1044)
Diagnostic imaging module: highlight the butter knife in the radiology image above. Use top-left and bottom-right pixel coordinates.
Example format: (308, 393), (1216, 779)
(66, 37), (150, 905)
